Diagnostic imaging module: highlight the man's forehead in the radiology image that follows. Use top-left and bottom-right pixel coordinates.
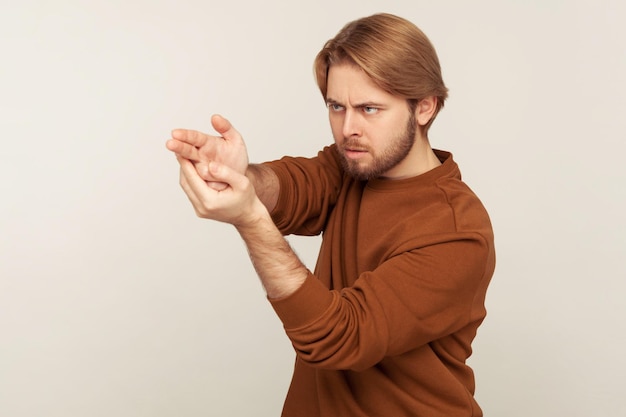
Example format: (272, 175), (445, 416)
(326, 64), (397, 105)
(326, 64), (404, 107)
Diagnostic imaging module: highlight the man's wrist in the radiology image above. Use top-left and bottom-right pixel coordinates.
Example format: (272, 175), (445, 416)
(233, 198), (273, 232)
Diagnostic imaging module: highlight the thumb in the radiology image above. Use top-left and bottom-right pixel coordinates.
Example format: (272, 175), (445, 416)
(210, 114), (244, 144)
(208, 161), (248, 190)
(210, 114), (232, 135)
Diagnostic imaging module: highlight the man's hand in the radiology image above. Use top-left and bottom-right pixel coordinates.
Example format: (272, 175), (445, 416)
(166, 114), (249, 190)
(173, 136), (307, 300)
(177, 155), (267, 228)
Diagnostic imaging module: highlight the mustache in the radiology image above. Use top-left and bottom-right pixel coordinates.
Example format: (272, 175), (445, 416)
(341, 139), (370, 152)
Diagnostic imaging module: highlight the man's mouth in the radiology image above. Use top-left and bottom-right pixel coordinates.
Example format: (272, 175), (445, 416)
(343, 147), (369, 159)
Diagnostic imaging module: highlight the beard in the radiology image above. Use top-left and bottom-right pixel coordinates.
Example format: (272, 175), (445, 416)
(338, 112), (417, 181)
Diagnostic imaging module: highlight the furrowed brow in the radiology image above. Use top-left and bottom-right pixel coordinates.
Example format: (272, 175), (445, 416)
(353, 101), (385, 109)
(326, 97), (385, 108)
(325, 97), (342, 106)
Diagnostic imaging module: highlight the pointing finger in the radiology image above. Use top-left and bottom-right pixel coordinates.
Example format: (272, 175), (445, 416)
(171, 129), (209, 148)
(166, 139), (200, 161)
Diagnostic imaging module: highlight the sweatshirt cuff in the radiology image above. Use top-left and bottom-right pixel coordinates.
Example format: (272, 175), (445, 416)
(269, 273), (335, 330)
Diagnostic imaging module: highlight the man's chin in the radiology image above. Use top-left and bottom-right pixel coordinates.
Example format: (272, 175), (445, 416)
(345, 164), (376, 181)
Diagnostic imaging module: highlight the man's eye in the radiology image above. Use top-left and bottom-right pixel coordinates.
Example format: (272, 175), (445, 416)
(363, 106), (379, 114)
(328, 103), (344, 111)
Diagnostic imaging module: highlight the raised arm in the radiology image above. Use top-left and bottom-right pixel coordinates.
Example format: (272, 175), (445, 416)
(175, 156), (307, 299)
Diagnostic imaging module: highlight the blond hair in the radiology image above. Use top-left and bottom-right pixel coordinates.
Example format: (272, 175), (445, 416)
(314, 13), (448, 132)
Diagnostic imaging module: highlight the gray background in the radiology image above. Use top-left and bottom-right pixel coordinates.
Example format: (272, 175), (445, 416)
(1, 0), (624, 416)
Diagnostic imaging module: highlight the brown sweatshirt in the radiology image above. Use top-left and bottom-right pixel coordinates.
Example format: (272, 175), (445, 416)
(266, 145), (495, 417)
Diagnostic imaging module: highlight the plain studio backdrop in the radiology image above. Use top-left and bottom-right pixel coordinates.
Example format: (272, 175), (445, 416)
(1, 0), (624, 416)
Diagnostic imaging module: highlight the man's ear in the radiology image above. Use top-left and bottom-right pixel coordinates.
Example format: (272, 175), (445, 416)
(415, 96), (438, 127)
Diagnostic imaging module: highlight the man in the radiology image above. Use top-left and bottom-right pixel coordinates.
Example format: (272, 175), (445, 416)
(166, 13), (495, 417)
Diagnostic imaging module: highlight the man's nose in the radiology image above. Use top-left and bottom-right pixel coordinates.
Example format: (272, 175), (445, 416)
(342, 110), (361, 138)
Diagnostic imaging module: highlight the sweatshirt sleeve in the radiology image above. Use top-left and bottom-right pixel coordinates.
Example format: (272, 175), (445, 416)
(264, 145), (344, 236)
(269, 232), (493, 372)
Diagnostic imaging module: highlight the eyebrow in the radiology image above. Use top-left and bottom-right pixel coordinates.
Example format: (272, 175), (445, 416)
(325, 98), (385, 108)
(325, 98), (342, 106)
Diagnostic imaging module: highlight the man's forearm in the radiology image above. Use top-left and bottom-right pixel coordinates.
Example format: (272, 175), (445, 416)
(246, 164), (279, 213)
(235, 211), (308, 299)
